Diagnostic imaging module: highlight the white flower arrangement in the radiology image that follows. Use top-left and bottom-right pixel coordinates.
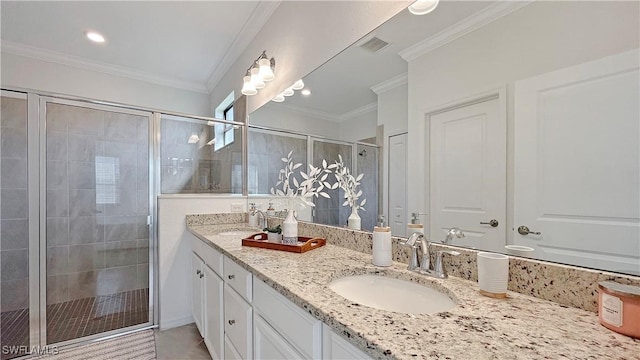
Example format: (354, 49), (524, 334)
(328, 154), (366, 211)
(270, 150), (333, 210)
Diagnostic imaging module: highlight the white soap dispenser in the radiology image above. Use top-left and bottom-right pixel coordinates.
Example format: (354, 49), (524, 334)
(248, 202), (258, 227)
(407, 212), (424, 237)
(372, 215), (392, 267)
(266, 202), (275, 217)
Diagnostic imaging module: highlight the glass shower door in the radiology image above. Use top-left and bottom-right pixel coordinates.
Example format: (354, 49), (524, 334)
(1, 91), (30, 360)
(43, 100), (152, 344)
(311, 139), (353, 227)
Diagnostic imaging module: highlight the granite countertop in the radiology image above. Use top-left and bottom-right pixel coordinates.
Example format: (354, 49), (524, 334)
(187, 223), (640, 360)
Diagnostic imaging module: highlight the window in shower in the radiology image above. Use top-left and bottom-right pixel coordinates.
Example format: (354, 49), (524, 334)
(160, 115), (243, 194)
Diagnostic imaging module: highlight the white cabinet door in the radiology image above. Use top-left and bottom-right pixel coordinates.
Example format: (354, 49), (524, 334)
(254, 315), (304, 360)
(204, 265), (224, 360)
(430, 96), (506, 252)
(514, 50), (640, 274)
(322, 324), (372, 360)
(191, 252), (204, 337)
(224, 284), (253, 359)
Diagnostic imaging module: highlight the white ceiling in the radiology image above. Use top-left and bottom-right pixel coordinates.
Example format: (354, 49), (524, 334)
(0, 1), (280, 93)
(270, 1), (496, 118)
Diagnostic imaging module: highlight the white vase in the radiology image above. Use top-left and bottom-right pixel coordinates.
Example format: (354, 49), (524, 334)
(282, 209), (298, 244)
(347, 206), (361, 230)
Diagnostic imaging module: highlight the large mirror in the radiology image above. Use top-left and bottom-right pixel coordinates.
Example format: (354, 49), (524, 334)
(248, 0), (639, 276)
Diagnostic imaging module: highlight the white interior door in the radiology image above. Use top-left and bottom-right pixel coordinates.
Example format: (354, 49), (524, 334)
(514, 50), (640, 274)
(429, 96), (506, 251)
(388, 133), (408, 237)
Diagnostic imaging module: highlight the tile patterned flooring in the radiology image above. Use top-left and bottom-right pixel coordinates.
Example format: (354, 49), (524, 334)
(0, 288), (149, 360)
(154, 323), (211, 360)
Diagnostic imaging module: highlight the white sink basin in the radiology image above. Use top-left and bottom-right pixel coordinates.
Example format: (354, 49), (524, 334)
(328, 275), (455, 315)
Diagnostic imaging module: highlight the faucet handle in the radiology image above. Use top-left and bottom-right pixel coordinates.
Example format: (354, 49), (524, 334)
(433, 250), (460, 278)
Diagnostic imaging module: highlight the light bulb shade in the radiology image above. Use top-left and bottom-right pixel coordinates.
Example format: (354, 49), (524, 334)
(250, 67), (265, 89)
(272, 94), (285, 103)
(282, 87), (294, 97)
(258, 58), (275, 81)
(291, 79), (304, 90)
(408, 0), (439, 15)
(241, 75), (257, 96)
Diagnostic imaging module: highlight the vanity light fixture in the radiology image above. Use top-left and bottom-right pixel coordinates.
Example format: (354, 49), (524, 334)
(291, 79), (305, 90)
(187, 132), (200, 144)
(271, 79), (306, 102)
(241, 50), (275, 96)
(85, 31), (105, 43)
(408, 0), (439, 15)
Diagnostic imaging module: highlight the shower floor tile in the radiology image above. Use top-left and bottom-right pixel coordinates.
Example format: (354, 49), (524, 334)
(0, 288), (149, 360)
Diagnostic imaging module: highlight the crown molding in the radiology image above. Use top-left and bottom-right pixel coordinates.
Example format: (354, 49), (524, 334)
(273, 102), (340, 123)
(399, 0), (533, 62)
(337, 102), (377, 122)
(1, 40), (209, 93)
(370, 73), (408, 95)
(205, 1), (282, 92)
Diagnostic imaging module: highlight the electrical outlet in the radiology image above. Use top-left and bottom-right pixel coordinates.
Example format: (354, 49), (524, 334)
(231, 203), (244, 212)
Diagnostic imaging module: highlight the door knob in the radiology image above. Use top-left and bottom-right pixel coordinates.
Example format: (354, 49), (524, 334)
(518, 226), (541, 236)
(480, 219), (499, 227)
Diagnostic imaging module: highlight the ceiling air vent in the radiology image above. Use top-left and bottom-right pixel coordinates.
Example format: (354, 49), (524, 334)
(358, 36), (390, 53)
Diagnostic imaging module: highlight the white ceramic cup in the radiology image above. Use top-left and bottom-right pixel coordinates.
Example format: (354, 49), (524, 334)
(477, 252), (509, 297)
(504, 245), (535, 258)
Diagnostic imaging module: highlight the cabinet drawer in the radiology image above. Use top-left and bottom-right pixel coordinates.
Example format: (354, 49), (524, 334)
(224, 256), (252, 302)
(254, 279), (322, 359)
(224, 284), (252, 360)
(191, 236), (223, 276)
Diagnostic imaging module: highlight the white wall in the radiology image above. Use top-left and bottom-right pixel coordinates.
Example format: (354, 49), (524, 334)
(376, 83), (408, 224)
(249, 102), (339, 138)
(338, 110), (377, 143)
(406, 1), (640, 239)
(210, 0), (410, 115)
(157, 195), (246, 329)
(1, 52), (211, 116)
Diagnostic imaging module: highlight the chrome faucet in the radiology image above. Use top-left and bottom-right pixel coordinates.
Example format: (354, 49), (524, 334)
(444, 227), (465, 244)
(401, 232), (432, 273)
(255, 210), (267, 229)
(401, 228), (465, 279)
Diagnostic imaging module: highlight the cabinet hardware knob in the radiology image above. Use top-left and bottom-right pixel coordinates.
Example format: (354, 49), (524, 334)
(228, 274), (235, 280)
(199, 273), (204, 278)
(517, 226), (541, 236)
(480, 219), (499, 227)
(196, 270), (201, 275)
(228, 320), (235, 325)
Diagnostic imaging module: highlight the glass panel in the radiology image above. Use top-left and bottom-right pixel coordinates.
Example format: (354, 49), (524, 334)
(356, 144), (379, 231)
(0, 93), (30, 360)
(160, 115), (243, 194)
(247, 128), (307, 195)
(312, 140), (352, 227)
(45, 102), (150, 344)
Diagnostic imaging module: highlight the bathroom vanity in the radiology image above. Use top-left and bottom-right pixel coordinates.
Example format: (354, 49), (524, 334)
(187, 218), (639, 359)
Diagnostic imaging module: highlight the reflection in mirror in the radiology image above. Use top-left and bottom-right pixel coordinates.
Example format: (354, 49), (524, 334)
(247, 125), (380, 231)
(248, 1), (639, 275)
(160, 115), (243, 194)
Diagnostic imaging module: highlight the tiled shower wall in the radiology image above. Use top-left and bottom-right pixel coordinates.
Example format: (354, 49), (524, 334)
(45, 103), (149, 305)
(161, 117), (243, 194)
(1, 96), (29, 312)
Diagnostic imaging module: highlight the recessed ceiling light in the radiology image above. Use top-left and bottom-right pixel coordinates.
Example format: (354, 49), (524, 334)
(85, 31), (105, 43)
(301, 89), (311, 96)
